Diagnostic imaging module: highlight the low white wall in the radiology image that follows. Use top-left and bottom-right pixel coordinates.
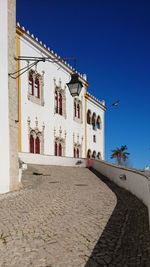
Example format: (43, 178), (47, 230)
(92, 159), (150, 225)
(19, 152), (87, 168)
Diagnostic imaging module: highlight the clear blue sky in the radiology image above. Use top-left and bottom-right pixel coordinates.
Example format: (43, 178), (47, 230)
(17, 0), (150, 169)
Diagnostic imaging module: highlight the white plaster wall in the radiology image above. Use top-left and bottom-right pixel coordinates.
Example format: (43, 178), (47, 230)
(0, 0), (10, 193)
(87, 99), (105, 159)
(92, 159), (150, 225)
(19, 152), (87, 167)
(20, 36), (86, 157)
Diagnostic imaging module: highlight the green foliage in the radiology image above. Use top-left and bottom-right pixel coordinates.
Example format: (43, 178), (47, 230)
(111, 145), (130, 165)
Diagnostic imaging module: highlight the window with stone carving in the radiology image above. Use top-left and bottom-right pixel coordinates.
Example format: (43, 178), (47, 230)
(73, 133), (83, 158)
(73, 144), (81, 158)
(28, 117), (45, 155)
(74, 98), (82, 123)
(54, 88), (66, 117)
(29, 130), (42, 154)
(54, 137), (65, 157)
(28, 69), (44, 106)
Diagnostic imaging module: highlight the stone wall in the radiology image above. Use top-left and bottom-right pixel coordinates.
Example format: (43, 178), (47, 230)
(8, 0), (19, 190)
(91, 159), (150, 226)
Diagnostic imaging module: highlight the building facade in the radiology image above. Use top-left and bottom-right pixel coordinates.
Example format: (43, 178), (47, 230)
(16, 23), (106, 161)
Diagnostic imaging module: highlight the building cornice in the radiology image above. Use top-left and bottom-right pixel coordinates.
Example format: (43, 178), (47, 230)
(85, 92), (106, 111)
(16, 23), (88, 87)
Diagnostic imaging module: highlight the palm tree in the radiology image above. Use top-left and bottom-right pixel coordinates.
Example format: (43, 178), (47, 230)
(111, 145), (130, 165)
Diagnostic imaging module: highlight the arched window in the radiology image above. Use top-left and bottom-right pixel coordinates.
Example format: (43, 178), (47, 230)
(97, 152), (101, 160)
(92, 113), (96, 130)
(87, 110), (91, 124)
(74, 102), (76, 117)
(59, 143), (62, 156)
(87, 149), (91, 158)
(92, 150), (96, 159)
(35, 136), (40, 154)
(55, 91), (58, 113)
(77, 104), (80, 119)
(29, 73), (34, 95)
(77, 148), (79, 158)
(74, 147), (76, 158)
(93, 135), (96, 143)
(59, 93), (62, 115)
(35, 79), (40, 98)
(97, 116), (101, 129)
(30, 135), (34, 153)
(55, 142), (57, 156)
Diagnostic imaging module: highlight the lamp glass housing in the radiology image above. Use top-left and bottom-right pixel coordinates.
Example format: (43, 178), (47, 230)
(67, 73), (83, 97)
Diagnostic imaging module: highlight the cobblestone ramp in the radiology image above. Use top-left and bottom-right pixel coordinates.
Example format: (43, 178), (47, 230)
(0, 165), (116, 267)
(85, 168), (150, 267)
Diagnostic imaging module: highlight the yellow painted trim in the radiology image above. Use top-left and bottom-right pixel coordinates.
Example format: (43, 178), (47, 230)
(16, 33), (22, 152)
(84, 88), (88, 157)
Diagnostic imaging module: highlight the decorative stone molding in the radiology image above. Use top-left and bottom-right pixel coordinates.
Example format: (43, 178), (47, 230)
(54, 127), (66, 156)
(54, 136), (66, 156)
(54, 78), (66, 118)
(27, 117), (44, 154)
(73, 133), (82, 158)
(73, 98), (83, 124)
(28, 68), (45, 106)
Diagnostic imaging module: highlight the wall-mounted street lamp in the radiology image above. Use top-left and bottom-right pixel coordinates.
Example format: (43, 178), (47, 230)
(67, 73), (83, 97)
(9, 56), (83, 97)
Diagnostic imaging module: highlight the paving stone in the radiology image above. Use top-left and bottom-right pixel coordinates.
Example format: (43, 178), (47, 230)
(0, 165), (116, 267)
(0, 165), (150, 266)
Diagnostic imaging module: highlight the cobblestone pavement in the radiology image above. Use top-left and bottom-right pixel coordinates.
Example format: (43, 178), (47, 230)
(85, 169), (150, 267)
(0, 165), (116, 267)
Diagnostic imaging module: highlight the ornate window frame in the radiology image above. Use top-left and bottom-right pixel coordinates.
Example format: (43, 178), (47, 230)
(73, 98), (83, 124)
(28, 69), (45, 106)
(54, 78), (66, 118)
(27, 117), (45, 154)
(54, 126), (66, 156)
(73, 133), (83, 158)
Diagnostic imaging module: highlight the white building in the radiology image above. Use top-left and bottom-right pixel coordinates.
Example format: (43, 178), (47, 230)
(0, 0), (105, 194)
(16, 24), (106, 161)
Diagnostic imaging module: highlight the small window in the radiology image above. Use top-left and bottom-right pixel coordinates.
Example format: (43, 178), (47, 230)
(97, 152), (101, 160)
(59, 143), (62, 156)
(30, 135), (34, 153)
(97, 116), (101, 129)
(35, 79), (40, 98)
(92, 150), (96, 159)
(74, 102), (76, 117)
(59, 93), (62, 115)
(35, 136), (40, 154)
(87, 110), (91, 124)
(55, 92), (58, 113)
(87, 149), (91, 158)
(28, 70), (44, 106)
(92, 113), (96, 130)
(77, 104), (80, 119)
(55, 142), (57, 156)
(93, 135), (96, 143)
(29, 74), (34, 95)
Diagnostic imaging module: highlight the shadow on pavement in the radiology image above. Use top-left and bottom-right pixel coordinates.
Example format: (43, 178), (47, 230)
(84, 168), (150, 267)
